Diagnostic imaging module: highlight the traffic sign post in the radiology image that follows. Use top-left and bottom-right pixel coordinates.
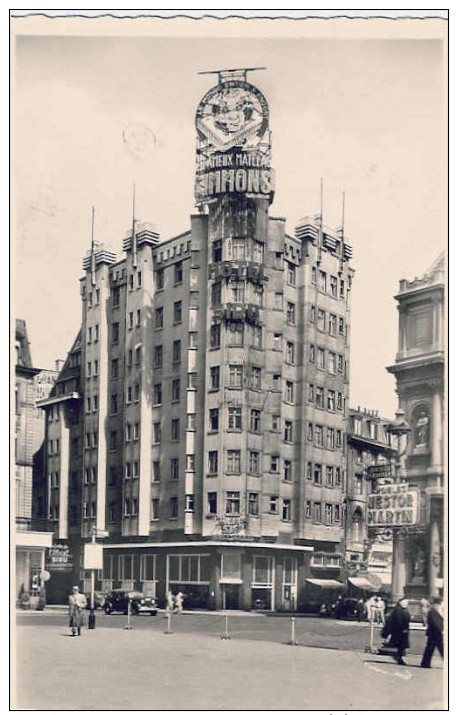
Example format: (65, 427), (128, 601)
(84, 527), (108, 630)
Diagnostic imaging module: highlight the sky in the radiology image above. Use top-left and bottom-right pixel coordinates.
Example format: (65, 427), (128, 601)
(13, 28), (447, 418)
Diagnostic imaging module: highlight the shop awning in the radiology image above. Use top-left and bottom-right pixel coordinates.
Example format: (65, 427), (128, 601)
(348, 576), (376, 590)
(306, 579), (345, 589)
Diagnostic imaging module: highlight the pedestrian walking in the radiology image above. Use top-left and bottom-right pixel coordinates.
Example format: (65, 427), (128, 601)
(68, 586), (87, 637)
(166, 590), (175, 614)
(174, 591), (184, 614)
(420, 597), (430, 627)
(365, 595), (376, 623)
(421, 597), (444, 668)
(390, 597), (411, 665)
(374, 595), (385, 626)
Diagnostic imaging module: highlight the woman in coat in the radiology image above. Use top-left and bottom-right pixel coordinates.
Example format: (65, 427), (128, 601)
(390, 597), (411, 665)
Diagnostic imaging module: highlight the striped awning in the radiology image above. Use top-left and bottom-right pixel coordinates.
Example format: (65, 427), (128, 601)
(306, 579), (345, 589)
(348, 576), (376, 590)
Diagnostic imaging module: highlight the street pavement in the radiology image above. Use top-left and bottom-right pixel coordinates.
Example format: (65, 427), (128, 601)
(14, 611), (446, 710)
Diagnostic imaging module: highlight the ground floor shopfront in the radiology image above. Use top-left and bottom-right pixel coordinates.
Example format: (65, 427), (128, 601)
(79, 541), (323, 612)
(15, 529), (53, 602)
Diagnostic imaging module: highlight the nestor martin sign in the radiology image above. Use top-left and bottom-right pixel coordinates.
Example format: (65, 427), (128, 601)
(367, 483), (420, 527)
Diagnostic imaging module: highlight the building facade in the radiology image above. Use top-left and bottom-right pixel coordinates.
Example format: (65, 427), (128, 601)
(386, 253), (445, 600)
(37, 72), (354, 609)
(14, 320), (56, 599)
(345, 407), (396, 593)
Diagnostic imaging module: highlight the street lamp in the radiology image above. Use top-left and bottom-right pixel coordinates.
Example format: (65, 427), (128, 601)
(387, 409), (411, 601)
(387, 409), (411, 483)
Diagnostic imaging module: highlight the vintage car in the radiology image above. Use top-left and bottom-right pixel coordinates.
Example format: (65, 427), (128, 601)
(103, 589), (157, 616)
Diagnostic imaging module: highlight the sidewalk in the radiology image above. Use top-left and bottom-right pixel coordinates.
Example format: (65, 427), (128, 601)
(14, 621), (445, 710)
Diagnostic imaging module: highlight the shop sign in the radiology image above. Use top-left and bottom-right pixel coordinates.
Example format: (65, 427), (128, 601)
(215, 517), (250, 541)
(367, 483), (420, 527)
(46, 544), (73, 572)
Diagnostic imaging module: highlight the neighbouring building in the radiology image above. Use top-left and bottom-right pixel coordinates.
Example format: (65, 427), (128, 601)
(36, 70), (354, 610)
(14, 319), (57, 600)
(345, 406), (396, 595)
(386, 253), (445, 600)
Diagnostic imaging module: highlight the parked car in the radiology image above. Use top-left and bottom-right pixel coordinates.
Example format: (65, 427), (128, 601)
(335, 598), (360, 620)
(103, 590), (157, 616)
(85, 591), (106, 610)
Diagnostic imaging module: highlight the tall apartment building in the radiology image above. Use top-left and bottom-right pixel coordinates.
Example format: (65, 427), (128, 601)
(37, 71), (354, 610)
(345, 407), (396, 593)
(14, 319), (56, 598)
(387, 253), (445, 600)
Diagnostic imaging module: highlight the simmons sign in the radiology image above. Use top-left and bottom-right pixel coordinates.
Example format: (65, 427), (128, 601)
(195, 79), (274, 205)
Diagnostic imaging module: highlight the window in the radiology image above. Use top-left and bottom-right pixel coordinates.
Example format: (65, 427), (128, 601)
(136, 309), (141, 327)
(250, 409), (261, 433)
(110, 358), (119, 380)
(94, 359), (99, 376)
(127, 350), (133, 368)
(212, 240), (222, 262)
(227, 323), (244, 346)
(86, 396), (91, 413)
(125, 462), (132, 480)
(110, 394), (118, 415)
(129, 274), (134, 290)
(336, 430), (342, 449)
(252, 285), (263, 306)
(249, 450), (260, 474)
(125, 423), (132, 442)
(172, 378), (180, 401)
(126, 385), (132, 403)
(172, 340), (181, 363)
(317, 347), (325, 370)
(313, 502), (322, 522)
(186, 454), (195, 471)
(284, 420), (293, 443)
(155, 307), (163, 329)
(274, 292), (283, 310)
(328, 352), (337, 374)
(174, 262), (183, 285)
(310, 305), (316, 323)
(309, 344), (315, 363)
(134, 383), (140, 401)
(251, 366), (261, 389)
(252, 325), (263, 348)
(327, 428), (335, 450)
(228, 406), (242, 430)
(211, 282), (222, 305)
(325, 503), (333, 525)
(329, 313), (337, 336)
(152, 461), (161, 482)
(273, 333), (282, 351)
(226, 491), (240, 515)
(153, 383), (162, 405)
(330, 276), (338, 297)
(317, 309), (326, 332)
(315, 425), (324, 447)
(327, 390), (336, 411)
(308, 383), (314, 402)
(210, 366), (220, 390)
(305, 500), (312, 518)
(151, 499), (159, 520)
(340, 279), (345, 299)
(153, 422), (161, 444)
(284, 460), (292, 482)
(273, 374), (281, 391)
(156, 268), (164, 289)
(94, 324), (99, 342)
(185, 495), (195, 512)
(188, 372), (197, 389)
(338, 354), (344, 373)
(248, 492), (259, 516)
(270, 496), (278, 513)
(128, 311), (134, 330)
(285, 380), (294, 403)
(271, 414), (280, 431)
(84, 468), (90, 484)
(86, 361), (92, 377)
(253, 240), (264, 263)
(286, 341), (295, 364)
(315, 386), (324, 409)
(137, 271), (142, 288)
(339, 317), (345, 337)
(270, 455), (280, 472)
(286, 302), (296, 325)
(112, 322), (119, 343)
(307, 423), (314, 441)
(326, 466), (334, 487)
(227, 450), (241, 473)
(154, 345), (163, 369)
(286, 262), (296, 286)
(306, 462), (312, 480)
(209, 408), (219, 431)
(228, 364), (243, 387)
(311, 266), (317, 284)
(231, 282), (244, 303)
(87, 326), (92, 343)
(282, 499), (291, 521)
(170, 497), (178, 518)
(334, 504), (341, 521)
(231, 238), (245, 259)
(318, 270), (326, 292)
(90, 502), (96, 518)
(210, 324), (221, 348)
(171, 458), (179, 480)
(335, 467), (341, 485)
(110, 431), (117, 451)
(171, 418), (180, 440)
(208, 451), (218, 474)
(189, 331), (198, 348)
(207, 492), (217, 515)
(187, 413), (196, 430)
(314, 463), (322, 485)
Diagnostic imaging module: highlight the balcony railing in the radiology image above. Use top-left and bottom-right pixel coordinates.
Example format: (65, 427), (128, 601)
(15, 516), (54, 532)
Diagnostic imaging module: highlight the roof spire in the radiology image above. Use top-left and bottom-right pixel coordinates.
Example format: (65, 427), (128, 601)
(90, 206), (96, 286)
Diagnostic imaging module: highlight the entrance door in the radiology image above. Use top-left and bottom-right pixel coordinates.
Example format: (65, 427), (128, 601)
(223, 584), (240, 610)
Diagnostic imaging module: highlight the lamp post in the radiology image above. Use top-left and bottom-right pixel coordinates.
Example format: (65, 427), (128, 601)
(387, 409), (411, 601)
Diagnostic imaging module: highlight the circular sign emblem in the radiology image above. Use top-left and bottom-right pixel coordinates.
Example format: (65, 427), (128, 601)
(196, 80), (269, 152)
(40, 570), (51, 582)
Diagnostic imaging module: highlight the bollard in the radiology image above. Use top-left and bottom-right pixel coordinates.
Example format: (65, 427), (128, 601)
(88, 609), (96, 630)
(124, 598), (133, 630)
(221, 613), (231, 640)
(289, 616), (297, 646)
(164, 610), (173, 635)
(365, 617), (376, 653)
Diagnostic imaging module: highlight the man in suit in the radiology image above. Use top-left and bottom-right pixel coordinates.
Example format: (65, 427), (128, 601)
(390, 598), (411, 665)
(421, 597), (444, 668)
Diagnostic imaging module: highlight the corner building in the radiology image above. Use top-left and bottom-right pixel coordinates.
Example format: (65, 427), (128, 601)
(39, 72), (354, 610)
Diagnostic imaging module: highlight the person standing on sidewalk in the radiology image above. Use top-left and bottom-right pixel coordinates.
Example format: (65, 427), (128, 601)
(68, 586), (87, 637)
(390, 598), (411, 665)
(421, 597), (444, 668)
(174, 591), (184, 614)
(166, 590), (175, 614)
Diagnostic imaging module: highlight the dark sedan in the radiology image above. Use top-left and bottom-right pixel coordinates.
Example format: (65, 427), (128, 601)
(103, 590), (157, 616)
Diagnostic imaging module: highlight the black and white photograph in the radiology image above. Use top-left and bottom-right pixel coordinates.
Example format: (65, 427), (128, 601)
(11, 10), (448, 711)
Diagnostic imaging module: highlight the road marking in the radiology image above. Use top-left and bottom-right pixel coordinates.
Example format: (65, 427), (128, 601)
(365, 663), (412, 681)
